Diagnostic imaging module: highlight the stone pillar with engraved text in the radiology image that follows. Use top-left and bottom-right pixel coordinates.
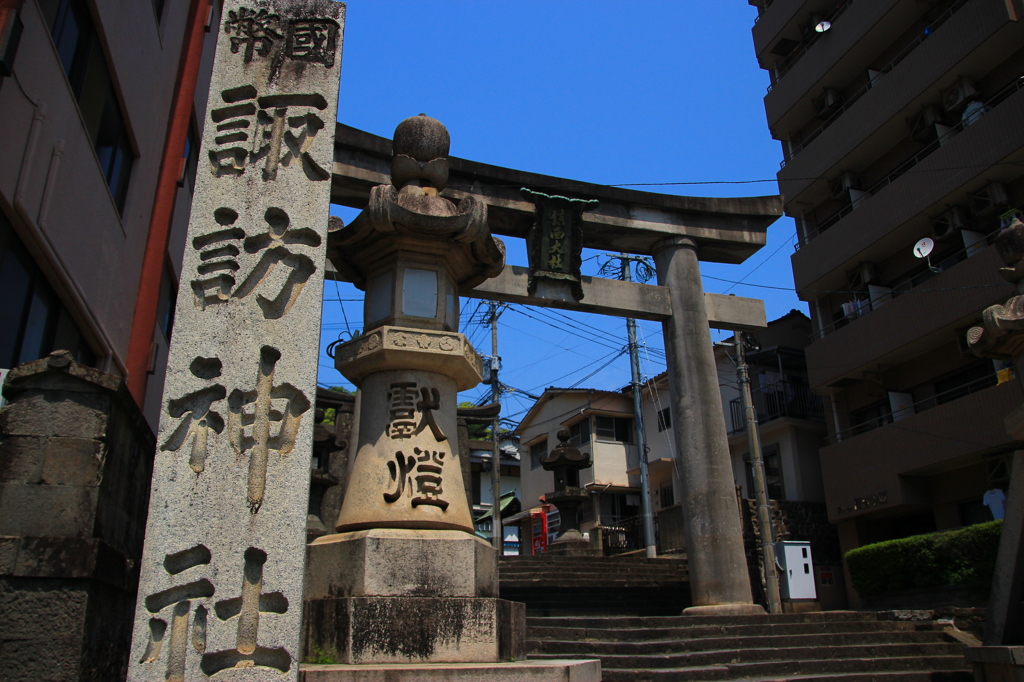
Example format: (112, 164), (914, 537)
(127, 3), (344, 680)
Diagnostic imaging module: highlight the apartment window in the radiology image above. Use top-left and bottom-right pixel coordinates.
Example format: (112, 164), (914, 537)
(156, 264), (177, 340)
(595, 415), (634, 443)
(529, 439), (547, 470)
(934, 361), (997, 405)
(181, 121), (199, 193)
(659, 480), (675, 508)
(41, 0), (133, 213)
(0, 212), (95, 369)
(568, 417), (590, 447)
(656, 407), (671, 432)
(851, 401), (892, 436)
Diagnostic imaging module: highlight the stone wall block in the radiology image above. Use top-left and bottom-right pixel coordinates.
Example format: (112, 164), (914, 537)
(41, 438), (105, 487)
(0, 436), (45, 483)
(0, 391), (110, 440)
(0, 579), (90, 681)
(0, 536), (18, 573)
(0, 484), (99, 538)
(0, 578), (89, 640)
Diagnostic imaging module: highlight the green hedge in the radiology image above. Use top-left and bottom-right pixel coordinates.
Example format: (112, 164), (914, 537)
(845, 520), (1002, 596)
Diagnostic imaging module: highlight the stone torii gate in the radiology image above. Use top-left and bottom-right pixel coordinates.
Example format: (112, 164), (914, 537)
(127, 1), (780, 678)
(326, 122), (782, 615)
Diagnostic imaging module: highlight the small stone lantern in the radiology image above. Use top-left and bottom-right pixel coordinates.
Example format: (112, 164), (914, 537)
(542, 428), (596, 553)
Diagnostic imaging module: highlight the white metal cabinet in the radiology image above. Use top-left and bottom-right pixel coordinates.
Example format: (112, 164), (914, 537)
(775, 540), (817, 600)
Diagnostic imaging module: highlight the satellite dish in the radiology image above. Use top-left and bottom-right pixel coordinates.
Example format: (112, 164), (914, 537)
(913, 238), (934, 259)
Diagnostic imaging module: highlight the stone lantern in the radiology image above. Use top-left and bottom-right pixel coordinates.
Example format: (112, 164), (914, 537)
(542, 428), (596, 554)
(304, 115), (525, 666)
(326, 114), (505, 531)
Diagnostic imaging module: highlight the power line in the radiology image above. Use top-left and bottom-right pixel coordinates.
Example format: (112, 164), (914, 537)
(442, 160), (1024, 191)
(703, 273), (1012, 295)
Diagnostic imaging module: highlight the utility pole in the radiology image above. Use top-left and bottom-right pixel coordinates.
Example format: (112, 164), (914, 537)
(735, 331), (782, 614)
(609, 253), (657, 558)
(489, 301), (503, 552)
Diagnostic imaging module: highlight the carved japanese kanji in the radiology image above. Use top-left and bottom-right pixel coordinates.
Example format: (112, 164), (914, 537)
(286, 19), (340, 67)
(386, 381), (447, 441)
(139, 545), (214, 681)
(228, 346), (311, 512)
(200, 548), (290, 676)
(161, 359), (227, 473)
(224, 8), (282, 64)
(209, 85), (329, 180)
(191, 207), (321, 318)
(411, 447), (448, 511)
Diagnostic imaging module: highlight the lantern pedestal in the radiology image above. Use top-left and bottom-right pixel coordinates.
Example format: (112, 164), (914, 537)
(304, 529), (525, 664)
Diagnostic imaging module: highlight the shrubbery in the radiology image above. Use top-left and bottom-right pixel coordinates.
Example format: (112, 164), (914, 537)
(845, 520), (1002, 596)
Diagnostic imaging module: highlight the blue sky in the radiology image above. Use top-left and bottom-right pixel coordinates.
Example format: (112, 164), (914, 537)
(321, 2), (802, 424)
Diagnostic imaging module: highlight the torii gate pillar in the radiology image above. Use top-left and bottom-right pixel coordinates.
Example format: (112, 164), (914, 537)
(654, 237), (762, 614)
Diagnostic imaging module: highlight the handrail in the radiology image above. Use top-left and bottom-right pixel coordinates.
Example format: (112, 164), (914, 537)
(826, 372), (998, 444)
(780, 0), (969, 168)
(766, 0), (854, 93)
(796, 74), (1024, 249)
(811, 220), (1006, 339)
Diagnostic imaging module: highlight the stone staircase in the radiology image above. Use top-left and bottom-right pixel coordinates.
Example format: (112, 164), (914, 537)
(525, 611), (976, 681)
(498, 554), (691, 616)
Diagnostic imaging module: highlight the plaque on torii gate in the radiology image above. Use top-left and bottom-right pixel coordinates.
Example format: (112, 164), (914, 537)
(128, 2), (344, 680)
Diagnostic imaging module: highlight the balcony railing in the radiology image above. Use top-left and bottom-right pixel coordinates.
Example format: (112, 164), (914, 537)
(767, 0), (854, 92)
(780, 0), (968, 167)
(812, 219), (1009, 339)
(729, 380), (825, 433)
(796, 74), (1024, 249)
(827, 372), (999, 444)
(602, 514), (657, 555)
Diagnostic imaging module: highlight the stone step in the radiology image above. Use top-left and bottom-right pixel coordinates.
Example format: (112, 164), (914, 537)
(598, 668), (973, 682)
(526, 611), (880, 629)
(526, 630), (961, 656)
(501, 570), (686, 575)
(502, 577), (687, 585)
(528, 641), (965, 669)
(526, 620), (947, 642)
(529, 654), (971, 680)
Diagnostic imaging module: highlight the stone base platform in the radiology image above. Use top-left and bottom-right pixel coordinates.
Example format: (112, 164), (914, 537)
(301, 659), (601, 681)
(964, 645), (1024, 681)
(303, 597), (526, 664)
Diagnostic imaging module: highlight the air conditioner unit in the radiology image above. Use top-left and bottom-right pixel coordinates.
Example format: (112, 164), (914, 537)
(943, 77), (980, 113)
(931, 206), (970, 240)
(813, 89), (844, 119)
(829, 172), (861, 201)
(909, 105), (944, 142)
(968, 182), (1010, 216)
(847, 262), (877, 290)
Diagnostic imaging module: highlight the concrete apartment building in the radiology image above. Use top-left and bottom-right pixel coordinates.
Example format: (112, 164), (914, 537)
(749, 0), (1024, 600)
(0, 0), (221, 428)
